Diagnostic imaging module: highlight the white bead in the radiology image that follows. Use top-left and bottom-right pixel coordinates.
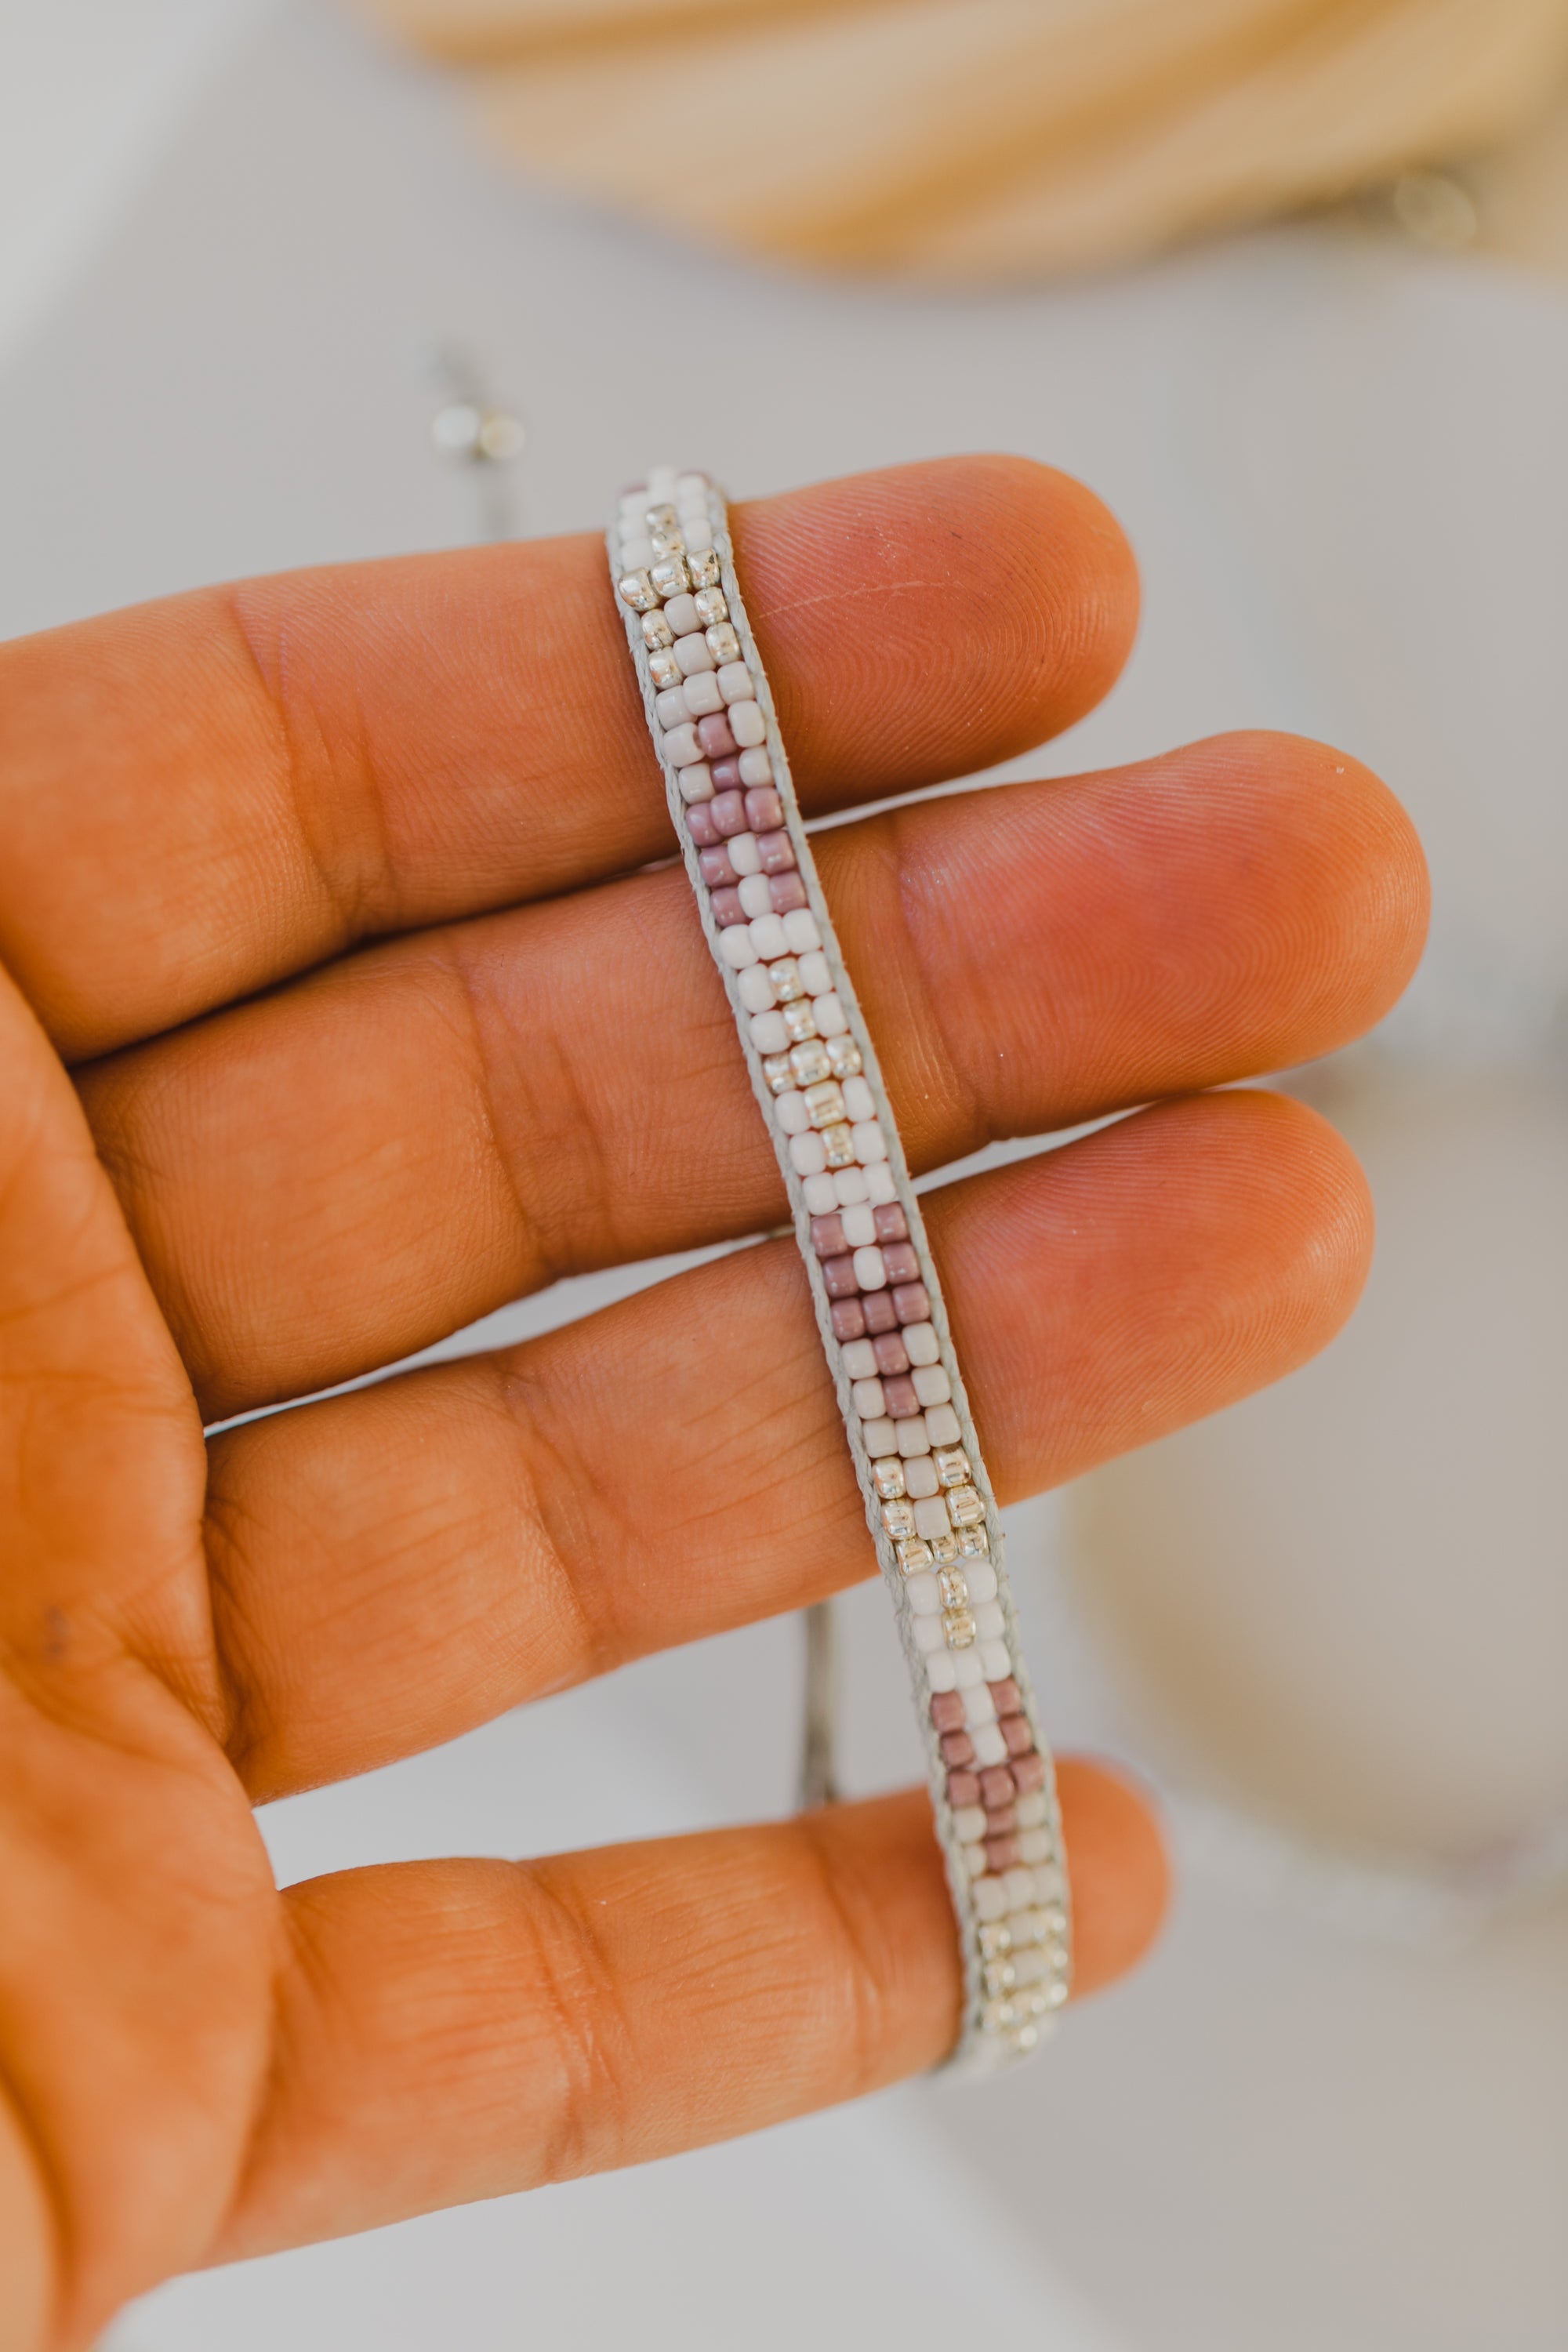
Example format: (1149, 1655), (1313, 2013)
(738, 873), (772, 917)
(978, 1639), (1012, 1682)
(904, 1571), (941, 1616)
(1004, 1868), (1036, 1913)
(972, 1723), (1008, 1767)
(952, 1806), (987, 1844)
(896, 1417), (932, 1458)
(720, 925), (758, 969)
(782, 908), (821, 953)
(911, 1611), (944, 1653)
(813, 994), (849, 1041)
(833, 1167), (869, 1206)
(1018, 1829), (1053, 1865)
(963, 1682), (996, 1726)
(728, 831), (761, 876)
(912, 1365), (951, 1407)
(852, 1244), (887, 1290)
(619, 488), (649, 521)
(729, 699), (767, 748)
(965, 1560), (999, 1604)
(748, 914), (788, 961)
(913, 1497), (950, 1541)
(975, 1602), (1005, 1641)
(737, 964), (775, 1013)
(716, 661), (753, 704)
(973, 1876), (1008, 1923)
(961, 1842), (989, 1879)
(789, 1131), (826, 1176)
(840, 1203), (877, 1248)
(903, 1322), (940, 1367)
(647, 465), (678, 501)
(841, 1339), (878, 1381)
(675, 470), (707, 499)
(749, 1009), (789, 1054)
(952, 1648), (985, 1689)
(802, 1171), (838, 1214)
(775, 1090), (808, 1135)
(866, 1162), (898, 1205)
(655, 686), (688, 731)
(682, 671), (724, 717)
(621, 534), (654, 571)
(1033, 1862), (1067, 1903)
(861, 1416), (898, 1456)
(677, 764), (714, 803)
(798, 953), (833, 997)
(682, 512), (714, 551)
(851, 1377), (886, 1421)
(663, 592), (700, 636)
(924, 1648), (958, 1693)
(738, 747), (773, 786)
(903, 1454), (939, 1497)
(851, 1120), (887, 1165)
(841, 1076), (874, 1123)
(662, 722), (702, 768)
(924, 1404), (961, 1446)
(673, 632), (715, 677)
(1016, 1792), (1050, 1830)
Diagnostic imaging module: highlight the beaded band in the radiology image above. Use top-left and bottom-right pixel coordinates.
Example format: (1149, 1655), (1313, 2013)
(609, 470), (1070, 2071)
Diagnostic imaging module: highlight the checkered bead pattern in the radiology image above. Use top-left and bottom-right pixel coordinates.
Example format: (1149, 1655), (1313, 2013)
(610, 470), (1070, 2071)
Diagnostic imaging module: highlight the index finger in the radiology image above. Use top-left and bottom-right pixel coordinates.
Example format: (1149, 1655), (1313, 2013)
(0, 456), (1137, 1062)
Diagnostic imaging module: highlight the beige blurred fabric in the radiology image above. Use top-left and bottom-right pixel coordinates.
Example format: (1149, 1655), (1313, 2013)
(358, 0), (1568, 277)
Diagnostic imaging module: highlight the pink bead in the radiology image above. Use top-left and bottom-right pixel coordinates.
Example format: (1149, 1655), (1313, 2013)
(979, 1766), (1016, 1808)
(744, 786), (783, 832)
(710, 757), (742, 793)
(883, 1374), (920, 1419)
(1011, 1752), (1047, 1794)
(871, 1331), (909, 1377)
(822, 1254), (858, 1298)
(882, 1241), (920, 1284)
(697, 712), (738, 759)
(756, 829), (796, 874)
(698, 846), (738, 889)
(710, 887), (746, 927)
(873, 1203), (909, 1243)
(989, 1677), (1022, 1718)
(829, 1298), (866, 1341)
(891, 1281), (931, 1326)
(810, 1213), (847, 1258)
(711, 790), (747, 837)
(985, 1836), (1022, 1873)
(1001, 1715), (1034, 1757)
(940, 1731), (976, 1768)
(862, 1290), (898, 1334)
(769, 871), (808, 913)
(685, 803), (720, 847)
(985, 1804), (1018, 1837)
(930, 1691), (967, 1733)
(947, 1769), (981, 1809)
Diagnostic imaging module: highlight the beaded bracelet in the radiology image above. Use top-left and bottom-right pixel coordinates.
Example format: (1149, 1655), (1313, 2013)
(609, 470), (1070, 2071)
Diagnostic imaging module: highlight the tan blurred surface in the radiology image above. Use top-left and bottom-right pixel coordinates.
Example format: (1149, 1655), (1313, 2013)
(358, 0), (1568, 276)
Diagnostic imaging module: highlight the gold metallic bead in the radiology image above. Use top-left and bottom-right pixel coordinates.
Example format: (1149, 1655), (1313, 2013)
(649, 554), (691, 599)
(782, 997), (818, 1042)
(693, 586), (728, 626)
(789, 1040), (832, 1086)
(942, 1607), (978, 1648)
(929, 1532), (959, 1568)
(881, 1500), (916, 1541)
(761, 1052), (793, 1096)
(956, 1525), (989, 1561)
(648, 649), (682, 691)
(618, 569), (659, 613)
(933, 1446), (971, 1488)
(938, 1568), (970, 1611)
(687, 547), (721, 590)
(641, 610), (674, 650)
(977, 1922), (1013, 1957)
(873, 1458), (907, 1501)
(825, 1034), (862, 1078)
(804, 1080), (846, 1131)
(706, 621), (741, 664)
(768, 956), (804, 1001)
(947, 1484), (985, 1528)
(895, 1537), (933, 1573)
(643, 503), (678, 534)
(648, 525), (686, 560)
(822, 1122), (857, 1169)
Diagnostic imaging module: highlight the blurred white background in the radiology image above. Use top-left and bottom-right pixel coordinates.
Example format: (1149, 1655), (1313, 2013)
(1, 4), (1565, 2347)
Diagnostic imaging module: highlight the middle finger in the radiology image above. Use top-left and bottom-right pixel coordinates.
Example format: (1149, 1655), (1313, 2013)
(81, 731), (1422, 1417)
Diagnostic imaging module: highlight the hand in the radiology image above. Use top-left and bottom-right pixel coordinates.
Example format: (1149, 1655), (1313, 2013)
(0, 457), (1426, 2349)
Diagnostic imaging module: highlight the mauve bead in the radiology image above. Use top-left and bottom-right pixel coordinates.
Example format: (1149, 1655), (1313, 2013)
(685, 803), (720, 847)
(829, 1298), (867, 1341)
(1011, 1752), (1047, 1793)
(940, 1730), (976, 1768)
(873, 1202), (909, 1243)
(985, 1804), (1018, 1837)
(891, 1281), (931, 1327)
(947, 1769), (981, 1809)
(769, 871), (808, 914)
(929, 1691), (966, 1733)
(989, 1676), (1022, 1718)
(979, 1766), (1017, 1809)
(698, 846), (738, 888)
(744, 786), (783, 832)
(710, 757), (743, 793)
(810, 1213), (847, 1259)
(1001, 1715), (1034, 1757)
(881, 1240), (920, 1284)
(756, 829), (796, 874)
(712, 790), (747, 837)
(710, 887), (746, 927)
(871, 1331), (909, 1377)
(985, 1835), (1022, 1873)
(862, 1290), (898, 1334)
(822, 1254), (858, 1298)
(882, 1374), (921, 1419)
(697, 711), (738, 759)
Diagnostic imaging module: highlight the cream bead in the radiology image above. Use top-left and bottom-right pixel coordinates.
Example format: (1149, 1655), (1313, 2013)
(963, 1683), (997, 1726)
(896, 1417), (932, 1458)
(677, 764), (714, 804)
(620, 534), (654, 571)
(911, 1612), (945, 1653)
(851, 1377), (886, 1421)
(903, 1322), (940, 1367)
(782, 909), (821, 953)
(748, 913), (789, 961)
(912, 1365), (952, 1407)
(775, 1091), (809, 1135)
(662, 722), (702, 768)
(682, 511), (714, 551)
(978, 1639), (1012, 1682)
(832, 1167), (869, 1206)
(860, 1415), (898, 1456)
(655, 686), (688, 731)
(812, 990), (848, 1035)
(789, 1130), (827, 1176)
(951, 1648), (985, 1688)
(961, 1842), (989, 1879)
(852, 1245), (887, 1290)
(904, 1571), (941, 1616)
(749, 1010), (789, 1054)
(1018, 1830), (1054, 1867)
(842, 1076), (875, 1123)
(728, 831), (761, 876)
(913, 1496), (951, 1541)
(865, 1162), (898, 1206)
(738, 874), (773, 918)
(1015, 1791), (1050, 1828)
(801, 1172), (838, 1214)
(797, 954), (833, 998)
(851, 1120), (887, 1164)
(737, 748), (773, 786)
(973, 1877), (1008, 1924)
(840, 1203), (877, 1249)
(903, 1455), (939, 1498)
(682, 670), (724, 717)
(674, 632), (715, 677)
(842, 1339), (878, 1381)
(924, 1403), (961, 1446)
(716, 660), (753, 704)
(728, 699), (767, 748)
(965, 1562), (1000, 1604)
(975, 1602), (1005, 1642)
(952, 1806), (987, 1845)
(662, 592), (700, 637)
(924, 1648), (959, 1693)
(719, 924), (758, 969)
(971, 1724), (1009, 1768)
(737, 964), (775, 1013)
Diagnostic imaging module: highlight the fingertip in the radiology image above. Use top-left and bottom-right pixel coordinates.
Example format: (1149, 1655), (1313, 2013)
(1056, 1755), (1172, 1996)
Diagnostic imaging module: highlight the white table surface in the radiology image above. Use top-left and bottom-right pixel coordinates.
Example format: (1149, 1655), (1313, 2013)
(1, 5), (1564, 2347)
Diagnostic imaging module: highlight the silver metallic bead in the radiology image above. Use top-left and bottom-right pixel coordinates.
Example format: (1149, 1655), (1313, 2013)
(649, 554), (691, 600)
(705, 621), (741, 665)
(693, 586), (728, 626)
(648, 650), (682, 691)
(618, 570), (659, 613)
(688, 546), (721, 590)
(641, 610), (674, 650)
